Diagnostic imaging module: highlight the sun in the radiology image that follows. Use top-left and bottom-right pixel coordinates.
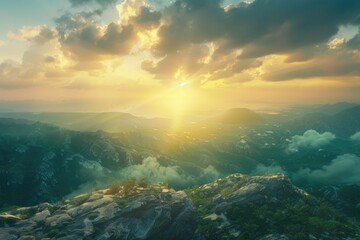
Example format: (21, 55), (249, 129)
(179, 81), (189, 88)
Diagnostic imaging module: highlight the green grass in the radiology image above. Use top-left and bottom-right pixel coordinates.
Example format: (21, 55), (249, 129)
(185, 186), (360, 240)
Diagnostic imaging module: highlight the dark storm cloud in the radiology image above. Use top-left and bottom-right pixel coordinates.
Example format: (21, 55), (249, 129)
(22, 0), (360, 82)
(132, 7), (162, 29)
(155, 0), (360, 57)
(265, 52), (360, 81)
(140, 0), (360, 81)
(142, 44), (211, 80)
(155, 0), (225, 56)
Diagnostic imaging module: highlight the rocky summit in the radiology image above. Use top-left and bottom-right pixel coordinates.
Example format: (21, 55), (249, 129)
(186, 173), (360, 240)
(1, 174), (360, 240)
(0, 182), (196, 240)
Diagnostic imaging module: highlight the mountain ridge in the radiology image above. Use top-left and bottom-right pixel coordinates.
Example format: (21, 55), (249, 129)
(1, 174), (359, 240)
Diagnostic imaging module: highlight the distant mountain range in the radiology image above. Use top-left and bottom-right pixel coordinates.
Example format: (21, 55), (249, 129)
(0, 102), (358, 135)
(0, 102), (359, 225)
(220, 108), (264, 124)
(287, 105), (360, 136)
(0, 119), (138, 207)
(0, 112), (170, 133)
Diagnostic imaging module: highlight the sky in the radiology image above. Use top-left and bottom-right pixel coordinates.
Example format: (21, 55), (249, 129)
(0, 0), (359, 117)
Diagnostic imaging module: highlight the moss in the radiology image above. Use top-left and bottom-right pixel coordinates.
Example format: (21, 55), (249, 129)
(185, 185), (360, 240)
(225, 202), (358, 240)
(220, 187), (233, 198)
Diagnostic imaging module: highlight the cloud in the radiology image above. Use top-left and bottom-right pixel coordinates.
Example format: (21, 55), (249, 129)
(327, 38), (345, 50)
(351, 131), (360, 142)
(55, 12), (138, 61)
(264, 50), (360, 81)
(154, 0), (360, 57)
(0, 25), (77, 89)
(0, 40), (4, 47)
(116, 0), (151, 25)
(0, 60), (34, 89)
(294, 154), (360, 185)
(7, 26), (48, 41)
(140, 0), (360, 82)
(2, 0), (360, 88)
(288, 129), (336, 152)
(116, 156), (220, 188)
(132, 6), (162, 29)
(55, 1), (162, 62)
(142, 44), (212, 80)
(32, 28), (58, 45)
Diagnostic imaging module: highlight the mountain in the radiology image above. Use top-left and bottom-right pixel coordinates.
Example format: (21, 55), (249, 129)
(1, 174), (359, 240)
(316, 102), (360, 115)
(285, 112), (334, 134)
(0, 181), (196, 240)
(220, 108), (263, 124)
(0, 118), (139, 207)
(0, 112), (170, 133)
(186, 173), (360, 240)
(285, 105), (360, 136)
(286, 102), (359, 116)
(1, 113), (359, 209)
(310, 184), (360, 219)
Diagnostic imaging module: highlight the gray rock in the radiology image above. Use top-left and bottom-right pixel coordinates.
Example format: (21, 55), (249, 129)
(31, 209), (51, 223)
(45, 213), (72, 227)
(0, 186), (197, 240)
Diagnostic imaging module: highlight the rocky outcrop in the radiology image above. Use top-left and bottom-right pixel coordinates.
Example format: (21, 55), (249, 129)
(186, 174), (360, 240)
(1, 174), (359, 240)
(0, 183), (196, 240)
(199, 173), (307, 212)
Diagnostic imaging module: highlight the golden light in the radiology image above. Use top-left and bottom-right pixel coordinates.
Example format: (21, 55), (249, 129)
(179, 81), (188, 88)
(171, 81), (194, 131)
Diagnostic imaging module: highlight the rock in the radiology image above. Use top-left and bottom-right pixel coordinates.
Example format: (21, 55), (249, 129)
(1, 174), (359, 240)
(31, 209), (51, 223)
(66, 195), (113, 217)
(206, 173), (307, 212)
(0, 185), (197, 240)
(187, 173), (360, 240)
(45, 213), (72, 227)
(0, 214), (21, 222)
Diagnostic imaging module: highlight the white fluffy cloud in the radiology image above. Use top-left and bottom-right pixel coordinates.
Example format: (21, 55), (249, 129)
(288, 129), (336, 152)
(294, 154), (360, 185)
(117, 157), (220, 188)
(350, 132), (360, 142)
